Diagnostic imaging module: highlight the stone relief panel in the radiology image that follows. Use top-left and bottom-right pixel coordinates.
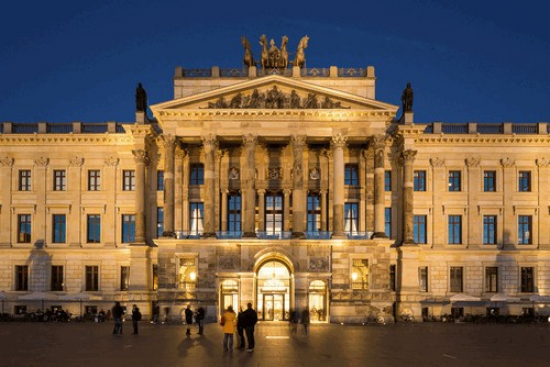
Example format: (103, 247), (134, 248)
(308, 257), (329, 271)
(218, 255), (239, 270)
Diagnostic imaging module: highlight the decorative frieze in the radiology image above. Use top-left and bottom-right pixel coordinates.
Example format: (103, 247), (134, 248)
(104, 157), (120, 166)
(69, 157), (84, 167)
(430, 157), (445, 167)
(34, 157), (49, 167)
(465, 157), (480, 168)
(500, 157), (515, 167)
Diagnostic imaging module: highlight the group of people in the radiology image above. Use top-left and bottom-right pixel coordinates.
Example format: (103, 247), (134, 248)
(289, 308), (311, 335)
(221, 303), (258, 352)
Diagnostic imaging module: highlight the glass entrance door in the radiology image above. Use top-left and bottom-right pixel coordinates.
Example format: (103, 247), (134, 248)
(263, 294), (285, 321)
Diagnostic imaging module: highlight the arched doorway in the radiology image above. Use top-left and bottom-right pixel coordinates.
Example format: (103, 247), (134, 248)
(309, 280), (328, 322)
(256, 260), (291, 321)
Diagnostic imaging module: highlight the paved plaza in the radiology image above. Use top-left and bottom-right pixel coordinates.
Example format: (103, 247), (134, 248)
(0, 321), (549, 367)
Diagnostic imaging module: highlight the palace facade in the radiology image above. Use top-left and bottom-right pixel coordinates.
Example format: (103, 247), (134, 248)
(1, 61), (550, 323)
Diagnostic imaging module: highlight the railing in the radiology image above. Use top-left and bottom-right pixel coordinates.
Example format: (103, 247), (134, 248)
(337, 67), (367, 77)
(346, 232), (373, 240)
(418, 124), (433, 133)
(47, 124), (73, 133)
(116, 124), (127, 133)
(82, 124), (108, 133)
(183, 68), (212, 77)
(441, 124), (468, 134)
(301, 67), (330, 77)
(13, 123), (38, 133)
(216, 231), (243, 239)
(0, 123), (3, 133)
(304, 231), (332, 240)
(256, 231), (292, 240)
(478, 124), (503, 134)
(220, 68), (247, 77)
(257, 68), (293, 77)
(174, 231), (202, 239)
(512, 124), (538, 134)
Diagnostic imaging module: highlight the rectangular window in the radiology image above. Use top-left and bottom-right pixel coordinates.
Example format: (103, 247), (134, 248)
(518, 171), (531, 192)
(484, 171), (496, 192)
(228, 194), (242, 233)
(122, 214), (136, 243)
(19, 170), (32, 191)
(389, 264), (396, 291)
(448, 215), (462, 244)
(485, 267), (498, 293)
(385, 208), (392, 238)
(53, 170), (66, 191)
(419, 266), (429, 292)
(87, 214), (101, 243)
(344, 164), (358, 186)
(123, 170), (135, 191)
(156, 207), (164, 238)
(265, 194), (283, 234)
(51, 265), (64, 291)
(384, 171), (392, 191)
(414, 170), (426, 191)
(189, 202), (204, 236)
(120, 266), (130, 291)
(307, 194), (321, 232)
(521, 267), (534, 292)
(85, 265), (99, 291)
(344, 203), (359, 234)
(152, 264), (158, 291)
(483, 215), (497, 245)
(178, 258), (197, 290)
(450, 267), (463, 292)
(414, 215), (427, 244)
(448, 171), (461, 191)
(88, 170), (101, 191)
(15, 265), (29, 291)
(518, 215), (532, 245)
(190, 164), (204, 185)
(157, 170), (164, 191)
(52, 214), (66, 243)
(17, 214), (31, 243)
(351, 259), (369, 290)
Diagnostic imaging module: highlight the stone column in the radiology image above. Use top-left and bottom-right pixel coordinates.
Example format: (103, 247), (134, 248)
(283, 189), (292, 232)
(291, 135), (307, 238)
(202, 134), (217, 238)
(331, 134), (347, 237)
(257, 189), (266, 232)
(221, 189), (229, 232)
(402, 149), (417, 245)
(162, 134), (177, 237)
(242, 134), (257, 237)
(373, 135), (387, 238)
(320, 189), (328, 232)
(174, 148), (186, 233)
(132, 149), (149, 244)
(0, 158), (14, 247)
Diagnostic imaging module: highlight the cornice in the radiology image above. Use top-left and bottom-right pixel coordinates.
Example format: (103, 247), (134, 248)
(417, 135), (550, 145)
(0, 135), (135, 146)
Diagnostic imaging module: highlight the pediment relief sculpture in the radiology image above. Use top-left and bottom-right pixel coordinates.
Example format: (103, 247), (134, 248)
(204, 87), (350, 109)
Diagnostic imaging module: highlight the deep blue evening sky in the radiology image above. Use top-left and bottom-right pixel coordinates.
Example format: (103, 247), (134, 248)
(1, 1), (549, 124)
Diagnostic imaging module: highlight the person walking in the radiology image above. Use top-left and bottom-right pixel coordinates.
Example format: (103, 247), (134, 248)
(221, 305), (236, 351)
(242, 302), (258, 352)
(196, 306), (205, 335)
(152, 304), (159, 324)
(301, 308), (310, 336)
(131, 304), (141, 335)
(111, 302), (124, 335)
(185, 305), (193, 336)
(289, 309), (299, 334)
(236, 307), (245, 349)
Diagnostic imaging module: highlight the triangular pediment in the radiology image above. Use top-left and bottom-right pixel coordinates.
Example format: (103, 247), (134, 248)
(151, 75), (398, 112)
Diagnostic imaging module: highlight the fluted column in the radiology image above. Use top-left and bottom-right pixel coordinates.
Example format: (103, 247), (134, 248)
(202, 134), (218, 238)
(257, 189), (266, 232)
(221, 189), (229, 232)
(283, 189), (292, 232)
(331, 134), (347, 237)
(242, 134), (257, 237)
(291, 135), (307, 238)
(132, 149), (149, 244)
(373, 135), (387, 238)
(162, 134), (177, 237)
(320, 189), (327, 232)
(402, 149), (418, 245)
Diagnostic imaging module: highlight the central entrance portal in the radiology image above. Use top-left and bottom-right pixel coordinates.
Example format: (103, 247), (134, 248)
(256, 260), (291, 321)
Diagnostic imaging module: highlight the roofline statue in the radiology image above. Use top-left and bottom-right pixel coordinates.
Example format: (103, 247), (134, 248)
(293, 35), (309, 69)
(135, 82), (147, 112)
(401, 82), (413, 113)
(241, 36), (255, 68)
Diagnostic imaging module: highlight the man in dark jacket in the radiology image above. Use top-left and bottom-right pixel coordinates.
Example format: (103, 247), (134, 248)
(196, 306), (205, 335)
(112, 302), (124, 335)
(131, 304), (141, 335)
(242, 302), (258, 352)
(185, 305), (193, 336)
(236, 307), (245, 349)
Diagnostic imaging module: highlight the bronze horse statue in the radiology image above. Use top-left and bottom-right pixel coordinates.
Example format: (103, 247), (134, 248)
(259, 34), (269, 70)
(280, 35), (289, 69)
(241, 36), (254, 68)
(293, 35), (309, 68)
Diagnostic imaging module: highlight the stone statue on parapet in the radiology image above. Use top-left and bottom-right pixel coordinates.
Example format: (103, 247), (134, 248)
(135, 82), (147, 112)
(258, 34), (292, 69)
(241, 36), (255, 67)
(401, 82), (414, 112)
(293, 35), (309, 69)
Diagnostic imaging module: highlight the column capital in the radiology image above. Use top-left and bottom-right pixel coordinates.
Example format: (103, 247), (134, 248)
(221, 189), (230, 195)
(283, 189), (292, 196)
(132, 149), (150, 165)
(69, 156), (84, 167)
(162, 133), (177, 149)
(0, 157), (14, 167)
(291, 134), (307, 149)
(34, 157), (49, 167)
(257, 189), (266, 195)
(243, 134), (257, 147)
(537, 158), (550, 167)
(175, 146), (187, 159)
(500, 157), (515, 168)
(401, 149), (417, 164)
(371, 134), (386, 150)
(104, 157), (119, 167)
(429, 157), (445, 167)
(201, 134), (218, 152)
(331, 133), (347, 149)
